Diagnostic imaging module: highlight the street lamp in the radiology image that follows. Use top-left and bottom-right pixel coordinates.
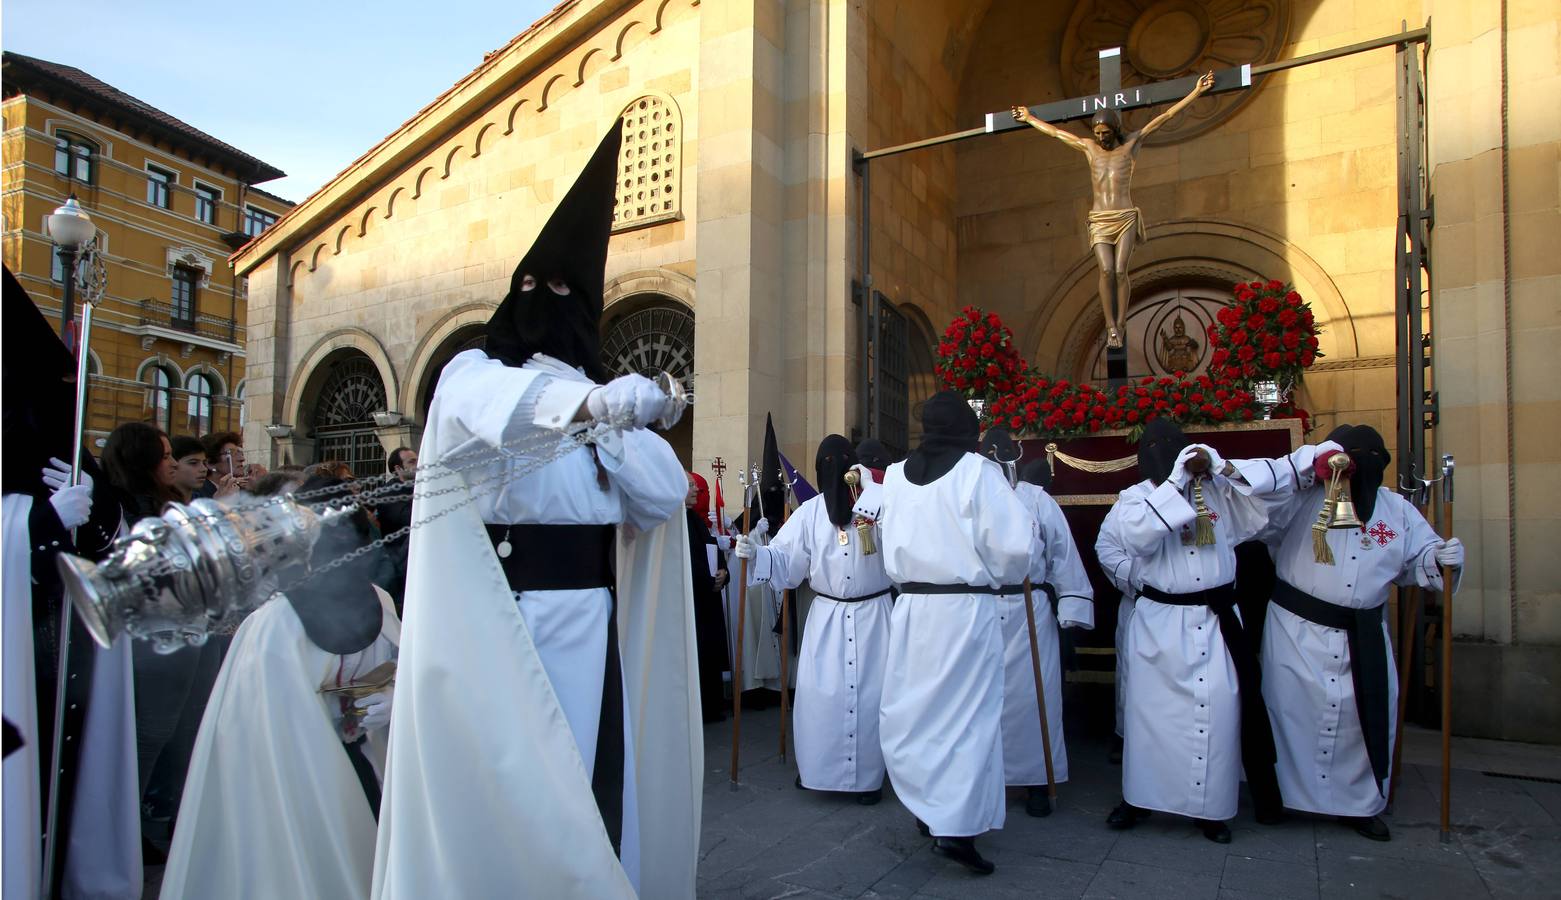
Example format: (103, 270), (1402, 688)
(47, 195), (95, 354)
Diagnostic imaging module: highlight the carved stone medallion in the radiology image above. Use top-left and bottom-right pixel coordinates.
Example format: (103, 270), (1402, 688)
(1060, 0), (1290, 144)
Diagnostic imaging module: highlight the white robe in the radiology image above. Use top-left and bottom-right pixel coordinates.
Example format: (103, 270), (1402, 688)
(998, 484), (1095, 786)
(749, 494), (893, 792)
(1095, 460), (1283, 820)
(158, 589), (399, 900)
(876, 454), (1037, 837)
(1258, 484), (1450, 817)
(2, 494), (141, 900)
(373, 351), (701, 900)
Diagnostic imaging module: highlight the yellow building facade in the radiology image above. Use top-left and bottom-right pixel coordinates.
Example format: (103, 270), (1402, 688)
(2, 52), (293, 448)
(231, 1), (1559, 741)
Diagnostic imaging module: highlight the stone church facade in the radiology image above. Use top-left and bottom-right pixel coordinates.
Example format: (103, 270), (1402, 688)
(232, 0), (1559, 741)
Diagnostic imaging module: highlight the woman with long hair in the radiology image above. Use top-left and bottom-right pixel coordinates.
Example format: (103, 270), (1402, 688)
(100, 422), (179, 521)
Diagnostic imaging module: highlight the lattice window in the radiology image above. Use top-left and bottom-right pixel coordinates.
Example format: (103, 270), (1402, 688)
(613, 96), (681, 231)
(601, 304), (696, 388)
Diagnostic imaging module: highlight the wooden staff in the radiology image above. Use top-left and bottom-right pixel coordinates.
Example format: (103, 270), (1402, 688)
(1387, 479), (1431, 808)
(1438, 454), (1455, 842)
(729, 465), (755, 785)
(777, 468), (795, 763)
(1022, 577), (1059, 800)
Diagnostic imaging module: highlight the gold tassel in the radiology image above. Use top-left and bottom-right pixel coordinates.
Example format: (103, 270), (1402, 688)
(1192, 479), (1217, 546)
(1312, 469), (1341, 564)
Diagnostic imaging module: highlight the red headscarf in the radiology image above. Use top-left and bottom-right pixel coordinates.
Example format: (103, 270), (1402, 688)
(687, 471), (710, 517)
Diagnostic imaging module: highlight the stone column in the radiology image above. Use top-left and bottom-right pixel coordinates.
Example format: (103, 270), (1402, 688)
(240, 253), (288, 470)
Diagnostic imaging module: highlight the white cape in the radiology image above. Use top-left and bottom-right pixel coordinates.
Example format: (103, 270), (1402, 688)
(372, 409), (702, 899)
(159, 590), (399, 900)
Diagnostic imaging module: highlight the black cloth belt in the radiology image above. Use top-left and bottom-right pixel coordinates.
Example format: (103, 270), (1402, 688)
(1137, 581), (1282, 817)
(810, 587), (893, 604)
(898, 581), (1028, 596)
(485, 523), (614, 591)
(486, 521), (623, 856)
(1270, 580), (1391, 793)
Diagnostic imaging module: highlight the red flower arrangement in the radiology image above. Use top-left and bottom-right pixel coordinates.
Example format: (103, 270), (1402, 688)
(936, 306), (1259, 439)
(1206, 280), (1323, 387)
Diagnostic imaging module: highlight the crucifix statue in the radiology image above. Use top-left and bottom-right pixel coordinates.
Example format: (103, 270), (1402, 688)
(1011, 68), (1212, 350)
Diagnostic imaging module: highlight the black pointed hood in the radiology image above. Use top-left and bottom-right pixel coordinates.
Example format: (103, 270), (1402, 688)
(283, 475), (385, 655)
(483, 122), (622, 380)
(1137, 417), (1189, 486)
(1326, 424), (1389, 522)
(855, 438), (894, 470)
(815, 434), (858, 528)
(748, 415), (786, 524)
(1020, 458), (1053, 491)
(2, 266), (101, 497)
(904, 391), (979, 486)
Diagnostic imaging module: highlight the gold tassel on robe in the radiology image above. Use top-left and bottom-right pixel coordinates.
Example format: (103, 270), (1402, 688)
(1192, 478), (1217, 546)
(1312, 467), (1344, 565)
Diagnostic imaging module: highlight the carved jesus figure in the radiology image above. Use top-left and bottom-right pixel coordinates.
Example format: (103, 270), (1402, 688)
(1012, 72), (1213, 349)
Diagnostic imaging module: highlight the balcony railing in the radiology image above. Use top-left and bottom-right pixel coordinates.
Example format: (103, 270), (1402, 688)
(138, 299), (241, 342)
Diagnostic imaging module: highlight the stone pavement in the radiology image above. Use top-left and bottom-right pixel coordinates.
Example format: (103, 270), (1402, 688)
(697, 706), (1561, 899)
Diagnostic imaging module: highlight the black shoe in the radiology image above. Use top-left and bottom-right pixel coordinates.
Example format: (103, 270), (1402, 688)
(915, 819), (930, 837)
(1196, 819), (1232, 844)
(1341, 815), (1391, 842)
(856, 788), (883, 806)
(931, 837), (995, 875)
(1109, 735), (1124, 765)
(1106, 800), (1149, 830)
(794, 775), (807, 791)
(1025, 786), (1053, 818)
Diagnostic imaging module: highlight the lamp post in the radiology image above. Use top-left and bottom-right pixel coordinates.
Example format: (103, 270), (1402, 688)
(47, 195), (95, 356)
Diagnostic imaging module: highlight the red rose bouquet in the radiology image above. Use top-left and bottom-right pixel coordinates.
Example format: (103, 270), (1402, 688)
(1206, 280), (1323, 387)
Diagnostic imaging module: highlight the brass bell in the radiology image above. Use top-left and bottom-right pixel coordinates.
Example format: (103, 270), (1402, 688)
(1329, 494), (1364, 530)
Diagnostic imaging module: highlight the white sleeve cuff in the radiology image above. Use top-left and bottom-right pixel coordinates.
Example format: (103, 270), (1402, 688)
(748, 546), (774, 585)
(1146, 480), (1197, 531)
(1228, 457), (1278, 495)
(531, 379), (596, 430)
(1058, 596), (1095, 630)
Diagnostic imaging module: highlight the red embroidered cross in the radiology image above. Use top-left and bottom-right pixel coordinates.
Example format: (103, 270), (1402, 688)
(1207, 510), (1219, 522)
(1368, 521), (1396, 546)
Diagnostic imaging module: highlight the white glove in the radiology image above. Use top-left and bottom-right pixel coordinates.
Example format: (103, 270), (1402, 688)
(1168, 445), (1202, 488)
(1197, 444), (1227, 477)
(41, 457), (85, 492)
(354, 692), (392, 731)
(1435, 537), (1464, 569)
(733, 534), (757, 560)
(849, 464), (885, 520)
(707, 511), (718, 528)
(750, 517), (770, 539)
(585, 373), (667, 430)
(714, 534), (733, 552)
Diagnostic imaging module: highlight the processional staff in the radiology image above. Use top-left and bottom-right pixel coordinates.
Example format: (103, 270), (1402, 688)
(776, 465), (798, 763)
(729, 463), (757, 786)
(1388, 465), (1439, 809)
(1438, 454), (1455, 843)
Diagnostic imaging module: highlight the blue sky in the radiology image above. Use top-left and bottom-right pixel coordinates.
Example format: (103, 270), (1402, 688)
(4, 0), (558, 201)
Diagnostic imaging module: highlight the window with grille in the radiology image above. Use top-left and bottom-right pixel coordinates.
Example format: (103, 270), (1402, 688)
(187, 373), (215, 433)
(242, 205), (277, 237)
(311, 354), (388, 478)
(171, 267), (198, 328)
(194, 183), (221, 225)
(613, 96), (681, 231)
(146, 165), (175, 208)
(54, 131), (96, 183)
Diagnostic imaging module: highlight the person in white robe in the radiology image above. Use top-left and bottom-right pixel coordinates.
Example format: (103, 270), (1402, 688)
(999, 454), (1096, 817)
(869, 392), (1038, 876)
(160, 485), (400, 900)
(373, 123), (701, 900)
(1254, 424), (1462, 841)
(1095, 418), (1302, 843)
(735, 435), (893, 801)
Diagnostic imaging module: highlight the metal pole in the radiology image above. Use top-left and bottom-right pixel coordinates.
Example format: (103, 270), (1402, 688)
(42, 261), (89, 900)
(1439, 454), (1455, 842)
(776, 476), (793, 763)
(729, 470), (754, 786)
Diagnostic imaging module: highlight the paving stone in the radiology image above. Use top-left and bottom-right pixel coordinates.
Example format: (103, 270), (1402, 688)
(1105, 821), (1234, 875)
(1220, 855), (1320, 900)
(1222, 817), (1318, 865)
(915, 855), (1098, 899)
(1315, 850), (1491, 899)
(1082, 859), (1221, 900)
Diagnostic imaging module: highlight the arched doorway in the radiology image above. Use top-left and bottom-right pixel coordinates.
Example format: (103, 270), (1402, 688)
(417, 325), (487, 422)
(310, 351), (388, 477)
(600, 297), (696, 465)
(1084, 284), (1232, 381)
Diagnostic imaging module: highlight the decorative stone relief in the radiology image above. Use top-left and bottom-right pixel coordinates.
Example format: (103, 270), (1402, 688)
(1059, 0), (1290, 144)
(165, 246), (214, 287)
(612, 96), (682, 231)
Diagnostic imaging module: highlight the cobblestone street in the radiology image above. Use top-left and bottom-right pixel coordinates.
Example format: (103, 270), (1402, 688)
(697, 706), (1561, 899)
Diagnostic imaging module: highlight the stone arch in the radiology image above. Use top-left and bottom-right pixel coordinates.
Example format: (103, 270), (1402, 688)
(412, 165), (435, 198)
(504, 98), (529, 134)
(183, 363), (228, 396)
(612, 20), (647, 60)
(308, 242), (327, 272)
(135, 354), (185, 383)
(652, 0), (697, 34)
(1022, 218), (1358, 378)
(383, 186), (404, 219)
(602, 267), (695, 313)
(538, 73), (570, 111)
(333, 223), (352, 255)
(358, 206), (378, 236)
(471, 122), (498, 158)
(284, 328), (397, 437)
(441, 145), (464, 179)
(401, 302), (498, 416)
(575, 47), (605, 87)
(287, 258), (307, 287)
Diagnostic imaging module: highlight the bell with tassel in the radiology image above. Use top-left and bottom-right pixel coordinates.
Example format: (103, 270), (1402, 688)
(1312, 453), (1357, 564)
(843, 468), (878, 555)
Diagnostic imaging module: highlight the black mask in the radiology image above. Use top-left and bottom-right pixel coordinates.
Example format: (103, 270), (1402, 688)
(904, 391), (979, 486)
(1326, 424), (1390, 522)
(815, 434), (858, 528)
(283, 475), (385, 655)
(855, 438), (894, 470)
(1137, 417), (1190, 486)
(1020, 458), (1053, 491)
(483, 123), (621, 382)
